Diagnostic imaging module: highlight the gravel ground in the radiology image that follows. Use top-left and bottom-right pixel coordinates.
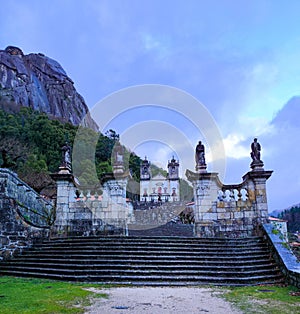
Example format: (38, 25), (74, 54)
(85, 287), (243, 314)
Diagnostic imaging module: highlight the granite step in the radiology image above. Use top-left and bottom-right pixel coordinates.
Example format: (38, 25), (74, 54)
(0, 236), (285, 286)
(0, 269), (284, 286)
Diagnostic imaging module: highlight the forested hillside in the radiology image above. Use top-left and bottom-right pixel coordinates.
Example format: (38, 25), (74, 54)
(279, 206), (300, 233)
(0, 107), (193, 200)
(0, 107), (140, 194)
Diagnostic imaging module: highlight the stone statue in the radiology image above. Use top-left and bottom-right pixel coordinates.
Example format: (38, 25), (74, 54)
(61, 142), (71, 168)
(195, 141), (206, 166)
(250, 138), (261, 162)
(114, 142), (124, 165)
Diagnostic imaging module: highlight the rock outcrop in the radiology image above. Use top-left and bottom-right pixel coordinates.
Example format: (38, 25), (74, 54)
(0, 46), (98, 130)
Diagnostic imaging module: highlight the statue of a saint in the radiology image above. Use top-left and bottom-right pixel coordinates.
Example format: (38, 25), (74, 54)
(195, 141), (206, 166)
(61, 142), (71, 168)
(250, 138), (261, 162)
(114, 141), (124, 165)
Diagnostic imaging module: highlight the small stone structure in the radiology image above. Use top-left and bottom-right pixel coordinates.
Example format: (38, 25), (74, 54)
(186, 138), (272, 237)
(51, 142), (134, 236)
(51, 138), (273, 238)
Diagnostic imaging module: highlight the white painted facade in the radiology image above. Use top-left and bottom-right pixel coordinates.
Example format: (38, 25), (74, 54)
(140, 157), (180, 202)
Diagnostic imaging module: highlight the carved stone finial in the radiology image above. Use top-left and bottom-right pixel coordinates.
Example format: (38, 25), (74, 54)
(195, 141), (207, 173)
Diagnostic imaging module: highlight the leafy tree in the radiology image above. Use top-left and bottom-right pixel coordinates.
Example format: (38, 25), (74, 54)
(0, 107), (187, 201)
(279, 206), (300, 233)
(17, 154), (54, 193)
(179, 179), (193, 202)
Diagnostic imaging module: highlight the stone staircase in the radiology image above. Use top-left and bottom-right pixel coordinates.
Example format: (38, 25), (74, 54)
(0, 236), (285, 286)
(128, 222), (194, 237)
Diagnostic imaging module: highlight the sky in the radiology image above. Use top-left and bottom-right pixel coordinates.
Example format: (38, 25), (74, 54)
(1, 0), (300, 211)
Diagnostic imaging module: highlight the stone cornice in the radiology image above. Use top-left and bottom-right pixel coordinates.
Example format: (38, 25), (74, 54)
(242, 169), (273, 181)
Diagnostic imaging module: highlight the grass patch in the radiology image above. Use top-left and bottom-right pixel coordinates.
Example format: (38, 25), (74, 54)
(221, 285), (300, 314)
(0, 276), (108, 314)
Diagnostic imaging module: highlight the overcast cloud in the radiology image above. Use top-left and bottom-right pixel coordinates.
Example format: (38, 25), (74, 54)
(1, 0), (300, 211)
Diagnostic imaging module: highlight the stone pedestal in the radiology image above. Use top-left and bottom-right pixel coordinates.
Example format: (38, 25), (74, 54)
(113, 164), (125, 175)
(242, 167), (273, 228)
(50, 167), (76, 236)
(250, 160), (264, 171)
(195, 164), (207, 173)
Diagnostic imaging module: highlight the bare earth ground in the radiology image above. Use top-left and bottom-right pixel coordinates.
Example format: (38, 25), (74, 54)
(85, 287), (242, 314)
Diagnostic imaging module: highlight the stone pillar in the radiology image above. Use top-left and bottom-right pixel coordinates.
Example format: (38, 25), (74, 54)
(242, 165), (273, 226)
(51, 166), (76, 235)
(186, 170), (220, 236)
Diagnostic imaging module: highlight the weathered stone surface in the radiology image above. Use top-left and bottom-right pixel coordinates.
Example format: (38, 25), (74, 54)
(187, 165), (272, 238)
(0, 168), (51, 260)
(0, 46), (98, 130)
(263, 224), (300, 288)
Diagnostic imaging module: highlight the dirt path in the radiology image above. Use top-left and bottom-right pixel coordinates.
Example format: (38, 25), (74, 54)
(85, 287), (243, 314)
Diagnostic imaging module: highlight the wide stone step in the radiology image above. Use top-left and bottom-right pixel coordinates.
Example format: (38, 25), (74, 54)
(18, 252), (272, 261)
(0, 269), (284, 285)
(26, 246), (268, 255)
(32, 242), (267, 251)
(30, 246), (267, 255)
(0, 261), (278, 272)
(0, 264), (281, 277)
(36, 238), (265, 244)
(8, 257), (273, 266)
(46, 236), (263, 245)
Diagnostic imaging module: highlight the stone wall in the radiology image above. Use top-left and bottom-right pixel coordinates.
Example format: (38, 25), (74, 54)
(0, 168), (52, 260)
(262, 224), (300, 288)
(51, 169), (133, 236)
(186, 165), (273, 238)
(130, 202), (186, 227)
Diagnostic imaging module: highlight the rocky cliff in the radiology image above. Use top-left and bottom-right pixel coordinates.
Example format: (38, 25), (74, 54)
(0, 46), (98, 130)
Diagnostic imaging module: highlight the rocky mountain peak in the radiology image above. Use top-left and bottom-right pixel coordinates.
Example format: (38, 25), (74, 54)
(0, 46), (98, 130)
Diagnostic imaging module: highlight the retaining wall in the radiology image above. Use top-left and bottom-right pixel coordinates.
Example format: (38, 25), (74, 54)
(262, 223), (300, 288)
(0, 168), (52, 260)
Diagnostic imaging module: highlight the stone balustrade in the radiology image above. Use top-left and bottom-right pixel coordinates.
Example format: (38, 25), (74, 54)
(186, 166), (273, 237)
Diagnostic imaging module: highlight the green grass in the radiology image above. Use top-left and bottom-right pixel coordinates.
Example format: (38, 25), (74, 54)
(1, 277), (299, 314)
(221, 285), (300, 314)
(0, 276), (108, 314)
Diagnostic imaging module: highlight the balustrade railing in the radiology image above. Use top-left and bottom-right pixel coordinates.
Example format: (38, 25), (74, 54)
(217, 185), (248, 202)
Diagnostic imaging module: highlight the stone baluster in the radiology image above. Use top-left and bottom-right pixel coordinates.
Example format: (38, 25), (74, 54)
(79, 191), (84, 201)
(229, 189), (235, 201)
(237, 189), (242, 201)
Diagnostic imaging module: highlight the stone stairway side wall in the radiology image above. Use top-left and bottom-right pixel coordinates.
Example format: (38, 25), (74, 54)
(0, 168), (52, 260)
(262, 223), (300, 288)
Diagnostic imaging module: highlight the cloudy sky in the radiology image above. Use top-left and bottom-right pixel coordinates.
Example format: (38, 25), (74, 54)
(1, 0), (300, 211)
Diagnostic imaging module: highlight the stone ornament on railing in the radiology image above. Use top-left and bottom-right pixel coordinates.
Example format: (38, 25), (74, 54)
(76, 189), (103, 202)
(217, 188), (248, 202)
